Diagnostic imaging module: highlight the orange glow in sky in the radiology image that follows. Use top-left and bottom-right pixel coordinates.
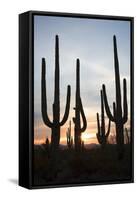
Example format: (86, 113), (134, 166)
(81, 132), (96, 143)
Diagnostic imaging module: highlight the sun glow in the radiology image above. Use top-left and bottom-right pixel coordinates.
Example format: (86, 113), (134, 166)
(81, 133), (93, 142)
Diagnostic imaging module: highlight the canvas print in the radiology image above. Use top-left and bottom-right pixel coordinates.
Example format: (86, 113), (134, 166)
(33, 15), (133, 186)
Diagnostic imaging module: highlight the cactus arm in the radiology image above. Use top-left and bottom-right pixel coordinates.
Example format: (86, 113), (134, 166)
(106, 119), (111, 138)
(97, 113), (100, 134)
(113, 102), (116, 119)
(102, 84), (115, 122)
(101, 90), (105, 135)
(122, 78), (128, 123)
(96, 113), (101, 143)
(60, 85), (71, 126)
(96, 133), (102, 144)
(79, 97), (87, 132)
(41, 58), (53, 128)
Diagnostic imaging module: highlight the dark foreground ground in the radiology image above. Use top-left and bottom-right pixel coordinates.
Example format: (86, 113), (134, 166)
(33, 144), (132, 186)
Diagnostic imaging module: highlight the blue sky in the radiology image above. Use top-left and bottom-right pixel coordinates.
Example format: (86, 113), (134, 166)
(34, 15), (131, 144)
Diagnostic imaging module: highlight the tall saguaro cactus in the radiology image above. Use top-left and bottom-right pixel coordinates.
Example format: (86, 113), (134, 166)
(41, 35), (71, 151)
(66, 120), (73, 149)
(96, 90), (111, 147)
(102, 35), (128, 158)
(73, 59), (87, 151)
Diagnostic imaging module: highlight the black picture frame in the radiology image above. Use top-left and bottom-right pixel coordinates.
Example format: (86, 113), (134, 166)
(19, 10), (134, 189)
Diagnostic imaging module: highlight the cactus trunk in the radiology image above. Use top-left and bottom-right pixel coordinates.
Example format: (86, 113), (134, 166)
(75, 59), (81, 150)
(51, 127), (60, 150)
(41, 35), (71, 152)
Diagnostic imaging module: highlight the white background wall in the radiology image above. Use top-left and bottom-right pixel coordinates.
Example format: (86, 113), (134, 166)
(0, 0), (136, 199)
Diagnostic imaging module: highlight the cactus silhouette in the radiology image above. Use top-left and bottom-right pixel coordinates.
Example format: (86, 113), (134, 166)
(45, 137), (50, 146)
(96, 90), (111, 147)
(81, 140), (85, 151)
(66, 120), (73, 149)
(41, 35), (71, 151)
(73, 59), (87, 151)
(102, 35), (128, 158)
(125, 128), (130, 144)
(45, 137), (50, 153)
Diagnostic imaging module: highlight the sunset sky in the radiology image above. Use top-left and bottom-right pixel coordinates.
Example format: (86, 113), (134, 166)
(34, 15), (131, 145)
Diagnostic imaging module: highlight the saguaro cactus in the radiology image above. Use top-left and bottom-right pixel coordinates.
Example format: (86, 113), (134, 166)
(125, 128), (130, 144)
(96, 90), (111, 147)
(73, 59), (87, 151)
(81, 140), (85, 151)
(66, 120), (73, 149)
(102, 35), (128, 158)
(45, 137), (50, 154)
(45, 137), (50, 147)
(41, 35), (71, 151)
